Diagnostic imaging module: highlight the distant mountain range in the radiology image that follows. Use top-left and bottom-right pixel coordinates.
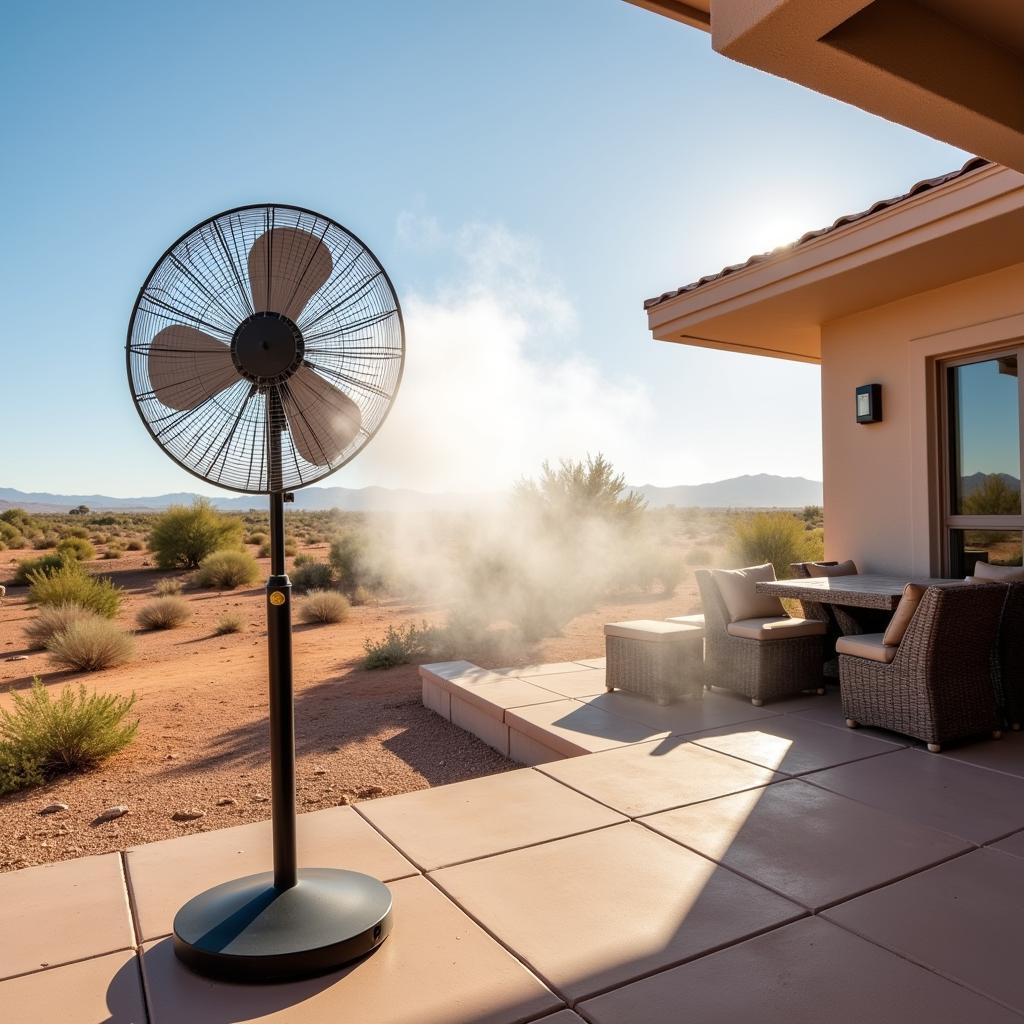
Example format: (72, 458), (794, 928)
(0, 473), (823, 514)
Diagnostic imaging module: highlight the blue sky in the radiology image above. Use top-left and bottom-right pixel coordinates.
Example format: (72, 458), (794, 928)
(1, 0), (966, 496)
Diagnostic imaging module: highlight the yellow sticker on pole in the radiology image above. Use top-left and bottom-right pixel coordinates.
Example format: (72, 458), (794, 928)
(269, 591), (286, 606)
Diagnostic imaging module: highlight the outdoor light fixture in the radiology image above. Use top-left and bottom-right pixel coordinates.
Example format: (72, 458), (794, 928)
(855, 383), (882, 424)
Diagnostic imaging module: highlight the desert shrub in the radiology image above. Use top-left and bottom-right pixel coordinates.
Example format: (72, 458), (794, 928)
(56, 536), (96, 562)
(28, 561), (123, 618)
(63, 526), (90, 540)
(257, 541), (270, 558)
(298, 589), (350, 624)
(91, 533), (109, 545)
(658, 557), (685, 595)
(214, 612), (244, 635)
(195, 549), (261, 589)
(247, 532), (267, 546)
(515, 453), (646, 524)
(103, 544), (126, 559)
(33, 534), (59, 550)
(154, 577), (184, 596)
(136, 596), (191, 630)
(0, 680), (138, 794)
(24, 604), (98, 651)
(363, 621), (439, 669)
(685, 546), (712, 566)
(46, 617), (135, 671)
(293, 553), (313, 567)
(126, 539), (145, 551)
(12, 553), (65, 585)
(349, 584), (374, 606)
(328, 532), (383, 594)
(0, 508), (31, 528)
(148, 499), (243, 570)
(0, 521), (24, 548)
(291, 560), (334, 592)
(729, 512), (817, 579)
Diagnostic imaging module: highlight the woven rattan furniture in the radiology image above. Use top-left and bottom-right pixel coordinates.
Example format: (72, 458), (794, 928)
(604, 619), (704, 705)
(997, 582), (1024, 729)
(839, 583), (1005, 751)
(695, 570), (827, 706)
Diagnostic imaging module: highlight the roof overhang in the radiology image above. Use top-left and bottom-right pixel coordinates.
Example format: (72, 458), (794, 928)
(625, 0), (1024, 174)
(646, 162), (1024, 363)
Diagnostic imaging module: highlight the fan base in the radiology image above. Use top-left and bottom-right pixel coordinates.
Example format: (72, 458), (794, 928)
(172, 868), (392, 983)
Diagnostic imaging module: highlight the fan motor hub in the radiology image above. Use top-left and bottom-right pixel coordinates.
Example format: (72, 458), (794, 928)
(231, 313), (305, 385)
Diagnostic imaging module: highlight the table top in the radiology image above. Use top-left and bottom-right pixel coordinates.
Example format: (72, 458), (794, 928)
(755, 574), (954, 610)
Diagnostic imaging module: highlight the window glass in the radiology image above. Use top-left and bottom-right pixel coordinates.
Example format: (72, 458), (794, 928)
(950, 529), (1023, 578)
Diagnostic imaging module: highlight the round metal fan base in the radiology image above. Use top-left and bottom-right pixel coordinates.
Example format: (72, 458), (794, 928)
(172, 868), (392, 983)
(232, 312), (305, 384)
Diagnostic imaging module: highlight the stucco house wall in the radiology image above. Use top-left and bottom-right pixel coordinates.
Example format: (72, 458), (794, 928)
(821, 262), (1024, 575)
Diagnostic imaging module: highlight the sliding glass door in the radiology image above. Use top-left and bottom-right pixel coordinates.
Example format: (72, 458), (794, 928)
(942, 349), (1024, 576)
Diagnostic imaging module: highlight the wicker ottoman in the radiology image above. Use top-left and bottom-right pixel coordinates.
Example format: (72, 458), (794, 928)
(604, 619), (705, 705)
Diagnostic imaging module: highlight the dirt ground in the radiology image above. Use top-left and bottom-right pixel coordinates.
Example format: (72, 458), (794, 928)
(0, 543), (699, 871)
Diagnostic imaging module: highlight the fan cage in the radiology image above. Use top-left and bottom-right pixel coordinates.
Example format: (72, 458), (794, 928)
(126, 205), (404, 494)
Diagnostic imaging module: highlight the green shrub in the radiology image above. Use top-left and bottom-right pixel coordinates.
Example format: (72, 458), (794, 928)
(63, 526), (89, 540)
(363, 621), (438, 669)
(10, 553), (64, 586)
(46, 617), (135, 671)
(126, 539), (145, 551)
(24, 604), (98, 651)
(195, 549), (261, 589)
(729, 512), (817, 579)
(136, 596), (191, 630)
(291, 560), (334, 592)
(298, 589), (350, 624)
(0, 680), (138, 794)
(56, 536), (96, 561)
(214, 612), (245, 635)
(0, 521), (24, 548)
(28, 561), (123, 618)
(154, 577), (184, 597)
(247, 532), (267, 546)
(148, 499), (243, 570)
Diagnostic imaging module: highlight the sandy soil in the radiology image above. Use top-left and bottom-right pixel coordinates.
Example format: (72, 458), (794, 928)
(0, 544), (699, 870)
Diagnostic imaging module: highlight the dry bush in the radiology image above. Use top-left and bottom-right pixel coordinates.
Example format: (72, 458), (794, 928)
(291, 560), (334, 592)
(0, 680), (138, 795)
(136, 596), (191, 630)
(195, 550), (261, 589)
(11, 553), (64, 585)
(46, 618), (135, 671)
(298, 590), (350, 625)
(24, 604), (98, 651)
(214, 612), (244, 635)
(28, 561), (123, 618)
(126, 539), (145, 551)
(153, 577), (184, 597)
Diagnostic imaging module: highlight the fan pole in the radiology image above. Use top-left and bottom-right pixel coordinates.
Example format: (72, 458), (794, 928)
(267, 486), (297, 890)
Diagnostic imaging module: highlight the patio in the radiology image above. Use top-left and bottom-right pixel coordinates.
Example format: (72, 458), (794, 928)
(7, 657), (1024, 1022)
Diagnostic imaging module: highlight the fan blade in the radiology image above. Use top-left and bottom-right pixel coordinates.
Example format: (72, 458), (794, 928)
(147, 326), (237, 411)
(248, 226), (332, 323)
(284, 365), (362, 466)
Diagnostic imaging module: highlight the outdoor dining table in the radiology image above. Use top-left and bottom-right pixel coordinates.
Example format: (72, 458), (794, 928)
(755, 574), (955, 631)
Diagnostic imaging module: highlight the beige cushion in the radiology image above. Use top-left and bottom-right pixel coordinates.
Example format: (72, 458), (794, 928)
(974, 562), (1024, 582)
(604, 619), (703, 643)
(882, 583), (926, 647)
(711, 564), (784, 622)
(836, 632), (897, 664)
(665, 613), (705, 633)
(726, 616), (827, 641)
(807, 559), (858, 578)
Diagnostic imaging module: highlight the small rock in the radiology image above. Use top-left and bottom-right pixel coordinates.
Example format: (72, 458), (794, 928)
(337, 794), (350, 806)
(171, 810), (205, 822)
(357, 785), (384, 799)
(39, 802), (68, 815)
(216, 797), (236, 806)
(5, 655), (28, 662)
(313, 768), (328, 776)
(252, 794), (270, 803)
(164, 753), (178, 760)
(93, 805), (128, 825)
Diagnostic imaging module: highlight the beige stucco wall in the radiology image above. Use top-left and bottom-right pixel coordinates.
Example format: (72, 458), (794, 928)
(821, 262), (1024, 575)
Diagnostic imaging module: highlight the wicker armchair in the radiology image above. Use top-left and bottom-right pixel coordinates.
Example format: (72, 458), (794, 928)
(696, 570), (826, 705)
(997, 582), (1024, 729)
(840, 583), (1005, 751)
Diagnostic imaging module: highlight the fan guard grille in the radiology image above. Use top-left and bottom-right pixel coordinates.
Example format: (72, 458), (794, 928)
(127, 205), (404, 493)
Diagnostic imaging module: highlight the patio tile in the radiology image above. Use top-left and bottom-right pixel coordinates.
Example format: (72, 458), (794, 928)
(533, 669), (609, 699)
(142, 874), (561, 1024)
(640, 779), (969, 911)
(505, 699), (665, 757)
(824, 848), (1024, 1014)
(357, 767), (624, 870)
(431, 822), (803, 1003)
(497, 661), (591, 677)
(578, 917), (1020, 1024)
(418, 660), (478, 684)
(805, 747), (1024, 844)
(444, 673), (566, 719)
(990, 829), (1024, 859)
(573, 658), (605, 669)
(939, 732), (1024, 779)
(0, 852), (133, 980)
(127, 806), (416, 941)
(790, 695), (913, 746)
(580, 689), (779, 736)
(538, 735), (781, 817)
(1, 950), (146, 1024)
(688, 714), (902, 776)
(537, 1013), (587, 1023)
